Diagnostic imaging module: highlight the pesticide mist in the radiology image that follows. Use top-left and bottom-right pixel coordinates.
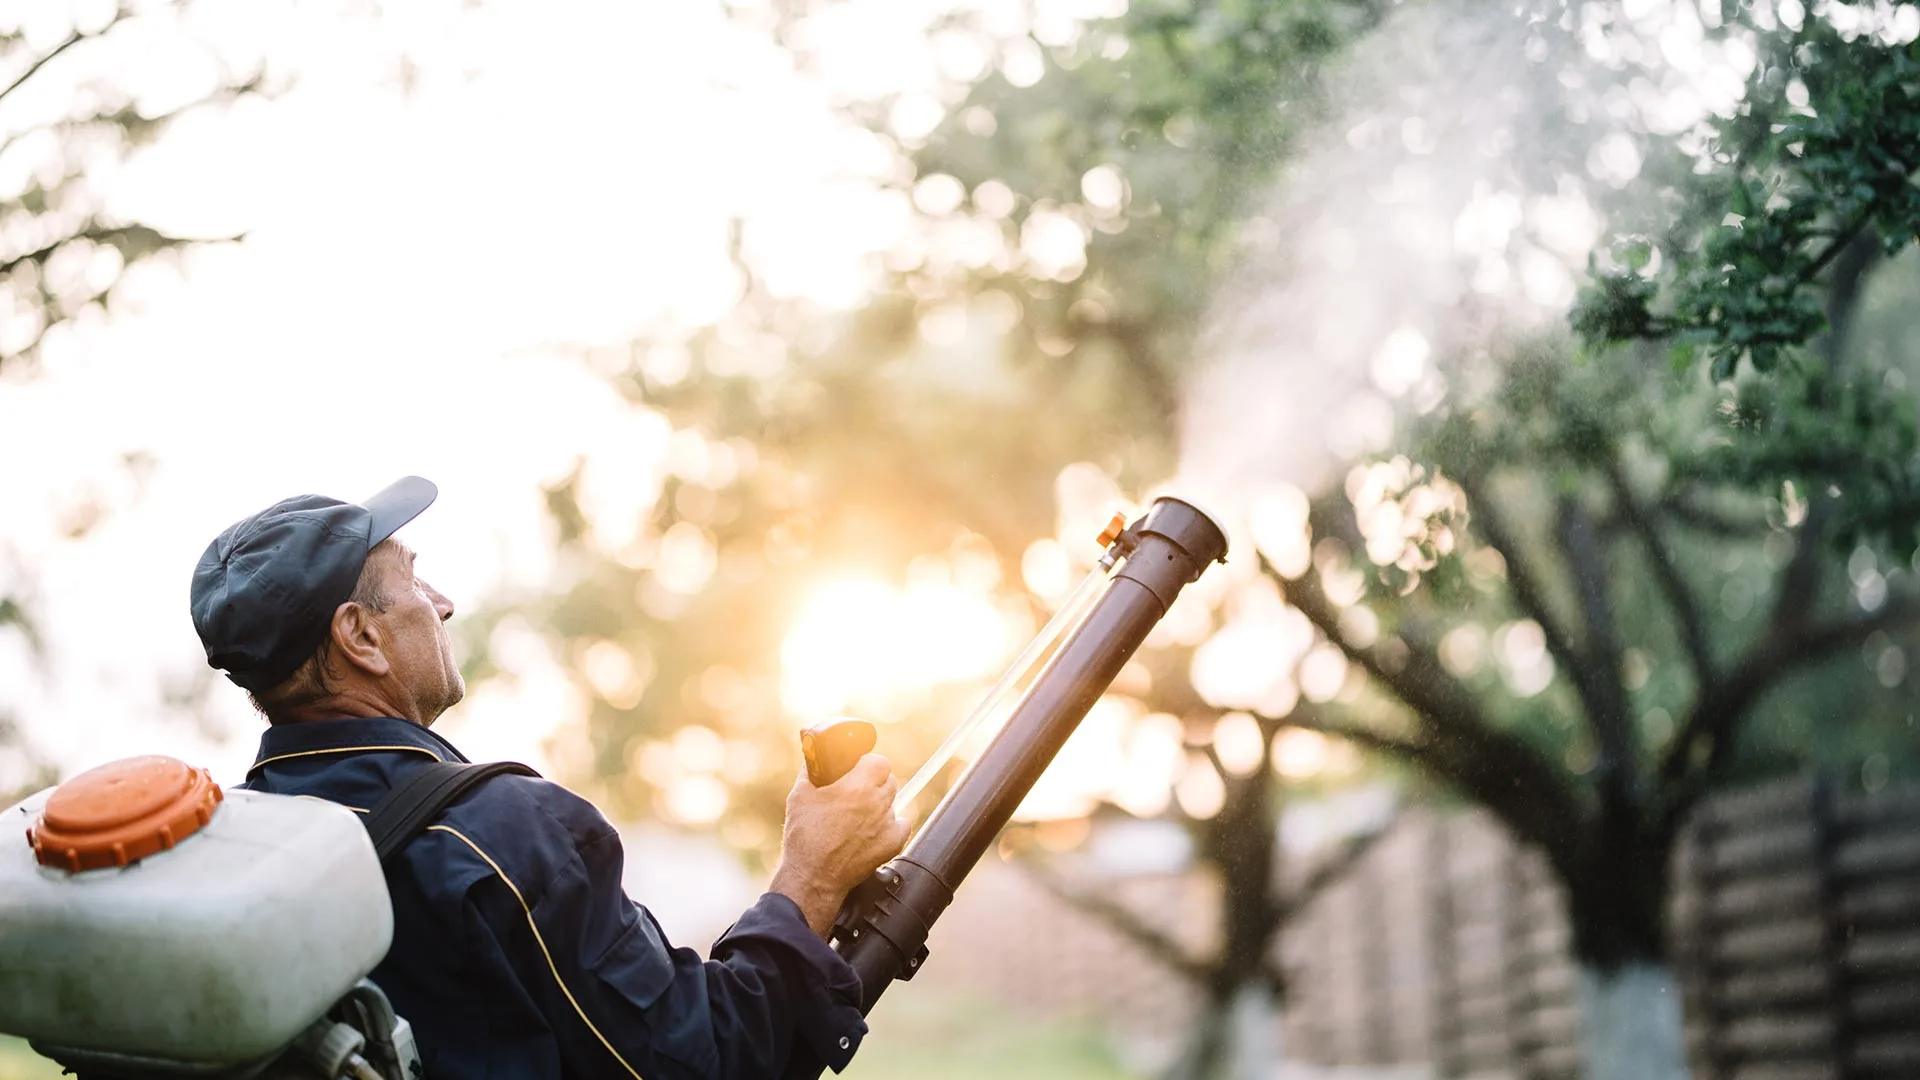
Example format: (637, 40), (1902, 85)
(1171, 2), (1763, 1078)
(1181, 0), (1751, 500)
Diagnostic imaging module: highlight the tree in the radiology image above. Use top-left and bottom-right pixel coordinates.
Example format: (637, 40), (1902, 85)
(505, 2), (1920, 1079)
(0, 1), (265, 800)
(0, 1), (262, 372)
(489, 2), (1397, 1076)
(1257, 5), (1920, 1079)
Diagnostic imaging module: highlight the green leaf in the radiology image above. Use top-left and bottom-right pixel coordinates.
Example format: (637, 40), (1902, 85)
(1731, 178), (1756, 218)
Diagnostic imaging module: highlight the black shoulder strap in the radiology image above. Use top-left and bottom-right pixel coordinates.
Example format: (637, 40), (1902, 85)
(363, 760), (539, 863)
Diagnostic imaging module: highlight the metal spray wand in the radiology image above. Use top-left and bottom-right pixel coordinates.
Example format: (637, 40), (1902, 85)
(797, 496), (1227, 1067)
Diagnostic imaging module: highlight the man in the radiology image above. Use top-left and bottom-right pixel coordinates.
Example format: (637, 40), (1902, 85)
(190, 476), (907, 1078)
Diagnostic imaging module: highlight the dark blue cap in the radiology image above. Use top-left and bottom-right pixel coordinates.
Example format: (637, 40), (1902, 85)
(191, 476), (438, 692)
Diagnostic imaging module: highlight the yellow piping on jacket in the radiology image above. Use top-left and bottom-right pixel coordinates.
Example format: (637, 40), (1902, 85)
(428, 823), (647, 1080)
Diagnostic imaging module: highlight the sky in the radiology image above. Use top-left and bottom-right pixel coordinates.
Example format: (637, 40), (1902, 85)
(0, 0), (954, 785)
(0, 0), (1292, 838)
(1, 0), (1860, 803)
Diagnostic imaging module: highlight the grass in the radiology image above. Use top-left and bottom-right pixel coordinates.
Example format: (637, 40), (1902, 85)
(842, 992), (1140, 1080)
(0, 994), (1137, 1080)
(0, 1038), (60, 1080)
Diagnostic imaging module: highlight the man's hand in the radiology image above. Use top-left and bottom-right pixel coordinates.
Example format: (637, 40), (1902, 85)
(770, 753), (910, 938)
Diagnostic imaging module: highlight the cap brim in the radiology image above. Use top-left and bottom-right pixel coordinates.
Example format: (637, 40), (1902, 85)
(362, 475), (438, 546)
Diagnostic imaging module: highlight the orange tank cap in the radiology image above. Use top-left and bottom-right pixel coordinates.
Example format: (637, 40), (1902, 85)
(1096, 511), (1128, 549)
(28, 755), (224, 873)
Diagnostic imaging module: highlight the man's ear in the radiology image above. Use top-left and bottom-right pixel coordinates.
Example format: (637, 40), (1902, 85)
(328, 600), (391, 678)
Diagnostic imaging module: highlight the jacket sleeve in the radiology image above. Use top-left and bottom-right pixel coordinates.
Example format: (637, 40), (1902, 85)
(455, 780), (868, 1080)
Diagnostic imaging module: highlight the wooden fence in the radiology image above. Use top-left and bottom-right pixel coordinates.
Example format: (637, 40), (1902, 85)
(907, 776), (1920, 1077)
(1286, 776), (1920, 1079)
(1672, 778), (1920, 1080)
(1282, 809), (1582, 1077)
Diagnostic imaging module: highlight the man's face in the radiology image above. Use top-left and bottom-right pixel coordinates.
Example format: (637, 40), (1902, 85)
(369, 541), (465, 724)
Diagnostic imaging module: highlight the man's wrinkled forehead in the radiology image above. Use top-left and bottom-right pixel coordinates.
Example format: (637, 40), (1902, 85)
(366, 538), (415, 580)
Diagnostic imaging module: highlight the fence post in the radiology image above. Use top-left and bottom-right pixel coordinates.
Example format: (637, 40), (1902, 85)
(1502, 834), (1546, 1080)
(1427, 815), (1464, 1078)
(1360, 835), (1395, 1066)
(1673, 790), (1729, 1080)
(1293, 900), (1330, 1066)
(1809, 774), (1858, 1080)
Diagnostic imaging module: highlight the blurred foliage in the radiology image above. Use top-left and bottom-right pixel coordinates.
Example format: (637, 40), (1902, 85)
(1572, 5), (1920, 553)
(482, 2), (1388, 1074)
(0, 2), (263, 374)
(491, 0), (1920, 1074)
(0, 2), (266, 792)
(1284, 0), (1920, 980)
(496, 0), (1391, 844)
(861, 0), (1386, 437)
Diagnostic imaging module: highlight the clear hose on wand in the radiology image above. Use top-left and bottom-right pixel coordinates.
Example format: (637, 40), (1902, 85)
(892, 558), (1113, 816)
(809, 495), (1229, 1040)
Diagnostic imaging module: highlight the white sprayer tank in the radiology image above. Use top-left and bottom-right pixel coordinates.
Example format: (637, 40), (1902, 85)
(0, 755), (393, 1067)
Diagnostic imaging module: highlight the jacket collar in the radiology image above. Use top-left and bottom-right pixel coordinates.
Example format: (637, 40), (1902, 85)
(247, 715), (471, 777)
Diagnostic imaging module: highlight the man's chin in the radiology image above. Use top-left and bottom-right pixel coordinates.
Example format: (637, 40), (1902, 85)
(424, 678), (467, 728)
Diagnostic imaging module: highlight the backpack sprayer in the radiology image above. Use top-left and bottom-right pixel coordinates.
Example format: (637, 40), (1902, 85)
(799, 496), (1227, 1039)
(0, 758), (417, 1079)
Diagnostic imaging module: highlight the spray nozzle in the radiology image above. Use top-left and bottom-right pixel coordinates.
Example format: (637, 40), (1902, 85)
(1097, 510), (1143, 569)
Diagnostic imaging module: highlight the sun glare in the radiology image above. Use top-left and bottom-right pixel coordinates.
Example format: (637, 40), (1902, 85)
(779, 574), (1022, 720)
(780, 571), (1215, 824)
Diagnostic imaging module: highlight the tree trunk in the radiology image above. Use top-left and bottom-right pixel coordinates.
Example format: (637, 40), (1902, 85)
(1163, 980), (1280, 1080)
(1559, 822), (1691, 1080)
(1166, 761), (1287, 1080)
(1577, 962), (1688, 1080)
(1226, 980), (1277, 1080)
(1164, 990), (1229, 1080)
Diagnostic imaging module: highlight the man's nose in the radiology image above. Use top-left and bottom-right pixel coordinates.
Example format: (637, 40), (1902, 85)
(428, 584), (455, 622)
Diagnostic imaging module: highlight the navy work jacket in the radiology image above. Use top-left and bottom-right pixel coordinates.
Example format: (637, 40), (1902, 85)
(241, 716), (866, 1079)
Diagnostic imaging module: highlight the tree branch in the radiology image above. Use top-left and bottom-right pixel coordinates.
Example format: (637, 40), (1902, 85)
(1661, 592), (1920, 822)
(1283, 501), (1589, 889)
(0, 64), (269, 166)
(1457, 475), (1587, 693)
(0, 222), (213, 280)
(1278, 813), (1397, 917)
(1733, 595), (1920, 709)
(1555, 496), (1630, 732)
(1656, 489), (1770, 539)
(1277, 534), (1513, 761)
(1785, 600), (1920, 658)
(1605, 167), (1906, 348)
(1797, 205), (1883, 290)
(1602, 458), (1716, 690)
(1259, 638), (1585, 866)
(1269, 704), (1447, 776)
(1766, 234), (1881, 619)
(1286, 500), (1592, 870)
(1662, 232), (1883, 789)
(1012, 858), (1212, 986)
(1462, 475), (1647, 802)
(0, 6), (134, 107)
